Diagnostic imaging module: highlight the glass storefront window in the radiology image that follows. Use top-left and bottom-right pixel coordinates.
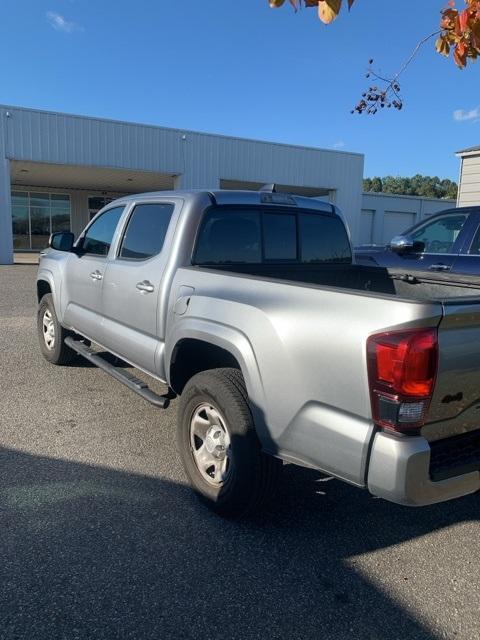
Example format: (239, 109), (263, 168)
(11, 191), (71, 250)
(30, 193), (51, 208)
(51, 210), (71, 233)
(12, 205), (30, 250)
(51, 194), (70, 208)
(88, 196), (116, 220)
(30, 206), (51, 250)
(12, 192), (28, 207)
(88, 195), (129, 220)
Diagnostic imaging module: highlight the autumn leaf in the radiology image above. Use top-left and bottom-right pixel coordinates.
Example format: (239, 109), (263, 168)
(318, 0), (343, 24)
(269, 0), (355, 21)
(435, 35), (450, 56)
(268, 0), (480, 88)
(459, 9), (470, 31)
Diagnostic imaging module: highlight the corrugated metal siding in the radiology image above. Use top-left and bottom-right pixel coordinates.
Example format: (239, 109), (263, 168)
(180, 132), (364, 237)
(361, 193), (456, 245)
(458, 155), (480, 206)
(0, 104), (364, 245)
(3, 107), (185, 174)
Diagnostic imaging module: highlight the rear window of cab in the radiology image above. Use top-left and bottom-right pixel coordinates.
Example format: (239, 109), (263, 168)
(193, 207), (352, 265)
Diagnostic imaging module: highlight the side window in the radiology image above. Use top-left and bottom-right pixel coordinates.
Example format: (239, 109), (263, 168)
(119, 203), (174, 260)
(411, 214), (467, 254)
(263, 213), (297, 261)
(469, 225), (480, 255)
(82, 206), (124, 256)
(194, 210), (261, 264)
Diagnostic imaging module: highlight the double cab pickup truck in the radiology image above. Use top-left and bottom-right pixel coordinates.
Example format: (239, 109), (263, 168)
(37, 188), (480, 517)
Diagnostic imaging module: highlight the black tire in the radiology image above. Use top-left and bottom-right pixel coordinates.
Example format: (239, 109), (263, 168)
(177, 368), (281, 517)
(37, 293), (76, 365)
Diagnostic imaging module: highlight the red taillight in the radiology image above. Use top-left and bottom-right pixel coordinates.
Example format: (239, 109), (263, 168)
(367, 328), (438, 433)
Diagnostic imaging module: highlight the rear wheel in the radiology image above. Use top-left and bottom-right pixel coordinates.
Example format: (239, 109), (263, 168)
(177, 368), (281, 517)
(37, 294), (76, 365)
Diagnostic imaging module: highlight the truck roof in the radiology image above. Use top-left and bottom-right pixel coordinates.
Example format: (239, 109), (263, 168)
(114, 189), (336, 214)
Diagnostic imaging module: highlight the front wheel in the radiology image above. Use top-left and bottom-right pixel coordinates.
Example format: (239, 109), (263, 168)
(37, 293), (76, 365)
(177, 368), (281, 518)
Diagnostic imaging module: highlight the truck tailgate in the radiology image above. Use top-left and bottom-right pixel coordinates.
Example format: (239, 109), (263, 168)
(423, 299), (480, 442)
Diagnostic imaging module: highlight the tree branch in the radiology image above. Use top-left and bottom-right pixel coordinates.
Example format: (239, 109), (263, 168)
(353, 31), (441, 115)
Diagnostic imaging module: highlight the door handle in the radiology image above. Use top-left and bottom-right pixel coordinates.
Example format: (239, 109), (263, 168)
(90, 270), (103, 280)
(428, 264), (451, 272)
(136, 280), (155, 293)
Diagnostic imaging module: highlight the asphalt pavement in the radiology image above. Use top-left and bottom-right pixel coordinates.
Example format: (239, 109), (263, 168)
(0, 264), (479, 640)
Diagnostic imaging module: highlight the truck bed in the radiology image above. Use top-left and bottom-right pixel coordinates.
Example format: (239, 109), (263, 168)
(200, 263), (480, 302)
(188, 262), (480, 449)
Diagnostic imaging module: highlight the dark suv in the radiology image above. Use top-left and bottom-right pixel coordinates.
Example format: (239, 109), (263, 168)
(355, 207), (480, 275)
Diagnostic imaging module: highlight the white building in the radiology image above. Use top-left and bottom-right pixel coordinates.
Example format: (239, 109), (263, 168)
(1, 104), (462, 264)
(457, 145), (480, 207)
(0, 104), (365, 264)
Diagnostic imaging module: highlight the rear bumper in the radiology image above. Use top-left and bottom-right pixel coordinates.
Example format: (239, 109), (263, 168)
(367, 431), (480, 506)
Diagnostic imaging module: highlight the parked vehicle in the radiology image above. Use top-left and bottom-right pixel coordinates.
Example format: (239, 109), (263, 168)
(356, 206), (480, 274)
(37, 189), (480, 517)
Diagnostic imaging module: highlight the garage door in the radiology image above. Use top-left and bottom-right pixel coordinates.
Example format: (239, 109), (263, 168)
(359, 209), (375, 245)
(382, 211), (416, 244)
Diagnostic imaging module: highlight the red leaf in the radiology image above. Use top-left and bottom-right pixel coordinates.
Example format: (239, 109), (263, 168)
(459, 9), (470, 31)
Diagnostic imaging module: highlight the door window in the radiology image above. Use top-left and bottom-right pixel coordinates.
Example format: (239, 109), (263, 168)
(469, 225), (480, 254)
(410, 214), (467, 254)
(82, 206), (124, 256)
(119, 203), (175, 260)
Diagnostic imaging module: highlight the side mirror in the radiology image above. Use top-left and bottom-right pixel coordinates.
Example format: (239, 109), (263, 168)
(49, 231), (75, 252)
(390, 235), (416, 254)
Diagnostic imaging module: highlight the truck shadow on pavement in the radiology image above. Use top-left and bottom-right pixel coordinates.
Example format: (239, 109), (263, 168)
(1, 446), (478, 640)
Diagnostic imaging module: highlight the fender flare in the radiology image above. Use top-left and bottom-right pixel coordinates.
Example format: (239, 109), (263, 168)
(166, 318), (272, 450)
(37, 268), (62, 319)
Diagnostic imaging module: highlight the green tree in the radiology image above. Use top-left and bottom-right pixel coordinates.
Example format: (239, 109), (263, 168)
(363, 175), (458, 199)
(363, 177), (383, 193)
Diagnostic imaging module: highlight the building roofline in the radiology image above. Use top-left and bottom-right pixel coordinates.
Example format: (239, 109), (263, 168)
(456, 145), (480, 156)
(0, 103), (364, 159)
(362, 191), (456, 203)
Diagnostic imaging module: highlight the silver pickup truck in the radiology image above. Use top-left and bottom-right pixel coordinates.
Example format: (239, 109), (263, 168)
(36, 188), (480, 517)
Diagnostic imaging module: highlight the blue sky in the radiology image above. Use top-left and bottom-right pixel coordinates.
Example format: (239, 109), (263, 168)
(0, 0), (478, 180)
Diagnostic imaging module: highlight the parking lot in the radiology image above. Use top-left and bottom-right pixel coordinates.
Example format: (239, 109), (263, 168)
(0, 264), (479, 640)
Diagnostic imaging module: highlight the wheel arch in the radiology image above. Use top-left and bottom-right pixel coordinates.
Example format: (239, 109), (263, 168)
(167, 322), (271, 449)
(37, 268), (57, 302)
(36, 268), (64, 321)
(170, 338), (241, 394)
(37, 278), (52, 302)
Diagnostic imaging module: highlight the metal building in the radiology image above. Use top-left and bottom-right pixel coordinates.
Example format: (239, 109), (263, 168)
(0, 104), (365, 264)
(457, 145), (480, 207)
(360, 192), (456, 246)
